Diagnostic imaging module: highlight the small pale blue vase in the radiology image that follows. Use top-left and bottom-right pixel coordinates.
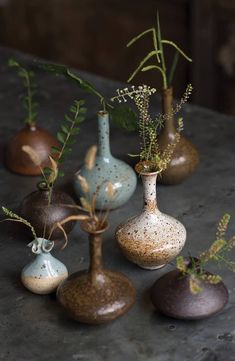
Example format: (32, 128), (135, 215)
(21, 238), (68, 295)
(74, 111), (137, 210)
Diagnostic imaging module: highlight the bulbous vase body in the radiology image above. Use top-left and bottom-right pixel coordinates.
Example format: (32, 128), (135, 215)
(21, 238), (68, 295)
(74, 111), (137, 210)
(20, 187), (76, 240)
(151, 269), (229, 320)
(5, 123), (59, 176)
(57, 222), (136, 324)
(158, 88), (199, 185)
(116, 171), (186, 270)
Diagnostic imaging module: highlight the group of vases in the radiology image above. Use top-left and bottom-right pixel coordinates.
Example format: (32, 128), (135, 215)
(4, 85), (229, 324)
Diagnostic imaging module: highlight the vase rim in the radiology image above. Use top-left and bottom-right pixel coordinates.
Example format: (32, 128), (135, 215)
(135, 162), (162, 176)
(98, 110), (109, 116)
(80, 219), (109, 235)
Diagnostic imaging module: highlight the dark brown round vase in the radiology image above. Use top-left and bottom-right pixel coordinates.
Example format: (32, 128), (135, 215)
(57, 220), (136, 324)
(5, 123), (59, 176)
(151, 269), (229, 320)
(20, 184), (76, 240)
(158, 87), (199, 185)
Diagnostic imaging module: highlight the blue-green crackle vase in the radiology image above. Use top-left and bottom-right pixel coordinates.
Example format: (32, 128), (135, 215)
(21, 238), (68, 295)
(74, 111), (137, 210)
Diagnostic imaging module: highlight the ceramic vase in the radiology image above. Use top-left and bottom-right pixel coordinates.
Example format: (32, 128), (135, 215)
(151, 267), (228, 320)
(74, 111), (137, 210)
(116, 167), (186, 269)
(20, 183), (76, 240)
(57, 220), (136, 324)
(5, 123), (59, 176)
(158, 87), (199, 185)
(21, 238), (68, 295)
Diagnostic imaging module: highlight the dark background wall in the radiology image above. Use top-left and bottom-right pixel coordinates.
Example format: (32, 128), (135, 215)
(0, 0), (235, 115)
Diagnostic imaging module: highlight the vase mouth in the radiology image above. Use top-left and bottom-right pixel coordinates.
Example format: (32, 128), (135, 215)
(162, 86), (173, 95)
(80, 218), (109, 234)
(135, 161), (162, 176)
(37, 181), (50, 191)
(98, 110), (109, 117)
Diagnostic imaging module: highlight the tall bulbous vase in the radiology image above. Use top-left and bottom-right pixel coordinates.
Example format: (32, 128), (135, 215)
(5, 123), (59, 176)
(158, 87), (199, 185)
(74, 111), (137, 210)
(57, 220), (136, 324)
(21, 238), (68, 295)
(116, 166), (186, 270)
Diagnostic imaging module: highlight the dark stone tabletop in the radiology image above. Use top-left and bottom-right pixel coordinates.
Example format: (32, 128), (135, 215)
(0, 47), (235, 361)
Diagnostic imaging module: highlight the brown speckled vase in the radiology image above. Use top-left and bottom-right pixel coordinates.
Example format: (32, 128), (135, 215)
(57, 221), (136, 324)
(151, 268), (229, 320)
(116, 167), (186, 270)
(5, 123), (59, 176)
(20, 183), (76, 240)
(158, 88), (199, 185)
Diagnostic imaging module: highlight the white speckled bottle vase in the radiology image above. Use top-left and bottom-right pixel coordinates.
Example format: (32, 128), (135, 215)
(116, 171), (186, 270)
(21, 238), (68, 294)
(74, 111), (137, 210)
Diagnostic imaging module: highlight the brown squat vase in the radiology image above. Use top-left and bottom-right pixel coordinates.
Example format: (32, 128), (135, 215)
(158, 87), (199, 185)
(20, 183), (76, 240)
(151, 269), (229, 320)
(57, 220), (136, 324)
(5, 123), (59, 176)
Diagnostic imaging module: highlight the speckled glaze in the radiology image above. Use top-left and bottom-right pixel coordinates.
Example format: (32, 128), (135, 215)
(5, 123), (59, 176)
(116, 169), (186, 269)
(158, 87), (199, 185)
(74, 111), (137, 210)
(21, 238), (68, 295)
(151, 269), (229, 320)
(57, 221), (136, 324)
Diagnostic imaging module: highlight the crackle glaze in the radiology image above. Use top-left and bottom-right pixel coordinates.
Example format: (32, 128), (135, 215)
(57, 221), (136, 324)
(116, 171), (186, 270)
(21, 238), (68, 295)
(158, 87), (199, 185)
(74, 111), (137, 210)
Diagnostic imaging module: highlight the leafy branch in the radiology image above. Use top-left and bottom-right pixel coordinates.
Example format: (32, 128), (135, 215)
(39, 62), (138, 131)
(127, 12), (192, 88)
(8, 58), (38, 125)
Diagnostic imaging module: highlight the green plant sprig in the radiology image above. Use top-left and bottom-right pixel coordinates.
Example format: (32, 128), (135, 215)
(39, 62), (138, 132)
(111, 84), (186, 172)
(8, 58), (38, 125)
(1, 206), (37, 239)
(176, 213), (235, 294)
(127, 12), (192, 89)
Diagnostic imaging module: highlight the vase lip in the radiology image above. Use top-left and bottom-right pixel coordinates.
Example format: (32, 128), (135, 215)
(162, 86), (173, 94)
(26, 122), (37, 131)
(135, 161), (162, 176)
(80, 219), (109, 235)
(37, 181), (50, 191)
(98, 110), (109, 117)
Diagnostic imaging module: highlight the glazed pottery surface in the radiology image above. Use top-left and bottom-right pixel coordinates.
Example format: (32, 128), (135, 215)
(20, 186), (76, 240)
(116, 170), (186, 269)
(21, 238), (68, 295)
(158, 87), (199, 185)
(5, 123), (59, 176)
(151, 269), (229, 320)
(74, 111), (137, 210)
(57, 221), (136, 324)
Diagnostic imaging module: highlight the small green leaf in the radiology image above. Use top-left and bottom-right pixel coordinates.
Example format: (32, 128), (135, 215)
(70, 128), (80, 135)
(51, 146), (61, 154)
(61, 125), (69, 134)
(110, 105), (138, 132)
(57, 131), (66, 143)
(64, 114), (74, 123)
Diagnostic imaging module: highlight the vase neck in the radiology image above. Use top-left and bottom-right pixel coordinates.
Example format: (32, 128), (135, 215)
(97, 111), (111, 158)
(162, 87), (176, 136)
(141, 173), (158, 212)
(89, 232), (104, 285)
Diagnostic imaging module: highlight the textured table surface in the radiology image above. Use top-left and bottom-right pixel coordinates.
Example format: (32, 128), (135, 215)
(0, 47), (235, 361)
